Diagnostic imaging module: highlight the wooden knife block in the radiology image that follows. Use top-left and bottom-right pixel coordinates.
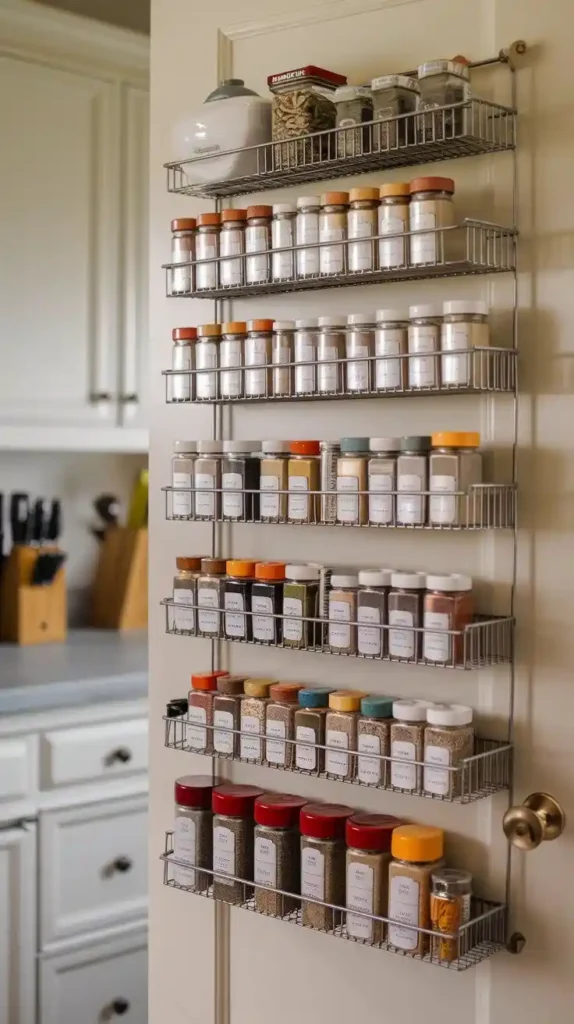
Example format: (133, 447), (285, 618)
(90, 527), (148, 630)
(0, 545), (67, 645)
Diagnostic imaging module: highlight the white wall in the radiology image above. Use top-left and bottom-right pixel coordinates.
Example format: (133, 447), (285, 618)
(34, 0), (150, 34)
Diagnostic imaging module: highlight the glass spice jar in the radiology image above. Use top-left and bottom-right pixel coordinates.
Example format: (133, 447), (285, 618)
(417, 59), (471, 141)
(357, 568), (392, 658)
(221, 440), (262, 522)
(196, 212), (221, 290)
(346, 813), (402, 944)
(347, 187), (379, 273)
(254, 793), (308, 916)
(172, 440), (197, 519)
(212, 783), (264, 903)
(173, 775), (214, 890)
(429, 432), (483, 527)
(378, 183), (410, 269)
(187, 671), (220, 753)
(171, 327), (195, 402)
(245, 319), (273, 397)
(219, 321), (246, 399)
(328, 575), (359, 654)
(259, 440), (290, 522)
(319, 191), (349, 276)
(430, 868), (473, 963)
(374, 310), (408, 391)
(252, 562), (286, 645)
(272, 320), (294, 397)
(295, 196), (321, 279)
(245, 204), (272, 284)
(294, 318), (319, 395)
(219, 208), (246, 288)
(320, 440), (340, 525)
(271, 203), (296, 281)
(336, 437), (370, 526)
(424, 703), (474, 799)
(357, 696), (394, 786)
(333, 85), (373, 157)
(388, 825), (445, 954)
(288, 440), (320, 523)
(390, 699), (431, 793)
(265, 681), (304, 767)
(371, 74), (419, 150)
(300, 803), (353, 930)
(368, 437), (400, 526)
(194, 440), (223, 520)
(325, 689), (365, 780)
(213, 675), (248, 757)
(423, 574), (474, 666)
(388, 571), (426, 662)
(441, 300), (490, 388)
(346, 314), (374, 392)
(240, 678), (274, 762)
(172, 556), (202, 634)
(195, 322), (221, 400)
(170, 217), (195, 295)
(294, 688), (332, 773)
(317, 316), (346, 394)
(409, 176), (456, 266)
(408, 304), (442, 390)
(396, 435), (432, 525)
(283, 563), (320, 649)
(196, 557), (226, 639)
(224, 559), (255, 641)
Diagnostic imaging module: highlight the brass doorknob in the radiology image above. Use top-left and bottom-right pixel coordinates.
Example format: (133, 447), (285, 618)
(503, 793), (566, 851)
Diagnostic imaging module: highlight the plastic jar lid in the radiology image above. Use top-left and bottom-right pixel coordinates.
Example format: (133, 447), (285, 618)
(391, 824), (444, 863)
(418, 59), (470, 80)
(197, 323), (222, 337)
(272, 203), (296, 215)
(172, 327), (197, 341)
(340, 437), (370, 453)
(300, 803), (354, 840)
(318, 316), (346, 328)
(369, 437), (401, 452)
(270, 681), (304, 703)
(220, 208), (247, 222)
(273, 320), (296, 330)
(197, 440), (223, 454)
(379, 182), (411, 198)
(333, 85), (372, 103)
(371, 74), (419, 92)
(443, 300), (488, 317)
(254, 793), (308, 829)
(176, 556), (202, 570)
(285, 563), (320, 581)
(330, 574), (359, 588)
(399, 435), (432, 451)
(295, 317), (319, 329)
(175, 775), (215, 809)
(217, 674), (249, 695)
(431, 868), (473, 897)
(290, 440), (320, 456)
(244, 678), (274, 698)
(173, 441), (198, 454)
(246, 205), (273, 218)
(360, 695), (394, 718)
(409, 303), (442, 319)
(346, 813), (403, 852)
(320, 191), (350, 206)
(171, 218), (196, 231)
(222, 440), (262, 453)
(221, 321), (247, 334)
(200, 557), (226, 574)
(328, 689), (365, 712)
(191, 671), (226, 691)
(212, 783), (264, 817)
(298, 688), (332, 708)
(426, 703), (473, 726)
(197, 212), (221, 226)
(247, 319), (274, 332)
(392, 699), (431, 722)
(358, 569), (393, 588)
(409, 176), (455, 195)
(255, 561), (286, 582)
(296, 196), (321, 209)
(426, 573), (473, 592)
(431, 431), (480, 449)
(391, 571), (426, 590)
(375, 308), (408, 322)
(349, 187), (380, 203)
(261, 440), (291, 454)
(347, 313), (375, 326)
(226, 559), (255, 577)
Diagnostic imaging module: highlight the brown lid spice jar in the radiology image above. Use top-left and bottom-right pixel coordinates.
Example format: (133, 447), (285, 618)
(213, 675), (249, 757)
(246, 205), (272, 285)
(220, 209), (247, 288)
(196, 212), (221, 291)
(264, 681), (304, 767)
(171, 217), (196, 294)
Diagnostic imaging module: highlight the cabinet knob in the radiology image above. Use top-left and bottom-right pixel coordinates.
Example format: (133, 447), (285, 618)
(113, 856), (133, 874)
(89, 392), (113, 403)
(112, 998), (130, 1015)
(108, 747), (132, 765)
(503, 792), (566, 850)
(120, 393), (139, 403)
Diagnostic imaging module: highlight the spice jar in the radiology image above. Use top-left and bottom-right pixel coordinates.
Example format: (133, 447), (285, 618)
(269, 66), (342, 160)
(219, 208), (246, 288)
(347, 188), (379, 273)
(295, 196), (320, 279)
(325, 689), (364, 780)
(424, 703), (474, 799)
(423, 573), (474, 666)
(265, 681), (304, 767)
(396, 435), (431, 525)
(368, 437), (400, 525)
(245, 319), (273, 397)
(283, 563), (320, 649)
(254, 793), (307, 916)
(213, 675), (248, 756)
(187, 671), (220, 753)
(212, 783), (264, 903)
(271, 204), (296, 281)
(378, 183), (410, 269)
(371, 75), (419, 149)
(408, 304), (442, 390)
(224, 559), (255, 641)
(245, 205), (272, 284)
(441, 300), (489, 387)
(429, 432), (483, 527)
(328, 575), (358, 654)
(388, 824), (445, 954)
(272, 320), (294, 397)
(346, 314), (374, 392)
(172, 440), (196, 519)
(346, 814), (402, 943)
(390, 699), (430, 792)
(300, 803), (353, 930)
(240, 678), (273, 762)
(418, 60), (471, 141)
(320, 440), (340, 525)
(295, 688), (332, 773)
(171, 327), (195, 402)
(221, 440), (262, 522)
(170, 218), (195, 295)
(195, 323), (221, 400)
(196, 557), (226, 638)
(319, 191), (349, 276)
(252, 562), (285, 645)
(430, 868), (473, 962)
(294, 318), (318, 395)
(374, 310), (408, 392)
(336, 437), (369, 525)
(388, 571), (426, 662)
(357, 696), (394, 786)
(357, 569), (392, 658)
(259, 440), (290, 522)
(194, 440), (223, 520)
(288, 440), (320, 523)
(220, 321), (245, 399)
(317, 316), (346, 394)
(333, 85), (373, 157)
(172, 556), (201, 634)
(409, 176), (455, 266)
(173, 775), (214, 890)
(196, 212), (220, 290)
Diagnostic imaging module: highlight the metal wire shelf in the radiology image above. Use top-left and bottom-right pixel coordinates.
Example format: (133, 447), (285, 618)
(165, 99), (516, 198)
(163, 716), (512, 804)
(161, 834), (507, 971)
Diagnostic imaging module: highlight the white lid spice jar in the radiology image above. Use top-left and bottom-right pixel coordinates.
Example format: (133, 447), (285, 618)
(357, 568), (393, 659)
(221, 440), (262, 522)
(347, 187), (379, 273)
(328, 574), (359, 654)
(317, 316), (346, 394)
(336, 437), (370, 525)
(219, 208), (246, 288)
(441, 300), (490, 387)
(195, 322), (221, 400)
(220, 321), (246, 399)
(195, 212), (220, 291)
(195, 440), (223, 520)
(423, 703), (474, 799)
(423, 572), (474, 667)
(374, 310), (408, 392)
(172, 440), (197, 519)
(396, 435), (431, 525)
(171, 327), (195, 402)
(170, 217), (195, 295)
(346, 313), (374, 392)
(283, 562), (321, 649)
(245, 319), (273, 397)
(390, 698), (431, 792)
(319, 191), (349, 276)
(409, 176), (456, 266)
(295, 196), (320, 279)
(429, 432), (483, 527)
(294, 317), (319, 395)
(272, 320), (295, 397)
(368, 437), (400, 525)
(408, 304), (442, 390)
(245, 204), (272, 284)
(271, 203), (296, 281)
(388, 571), (426, 662)
(378, 183), (410, 269)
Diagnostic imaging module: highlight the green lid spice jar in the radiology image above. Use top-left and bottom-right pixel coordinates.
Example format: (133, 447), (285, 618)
(346, 813), (402, 944)
(240, 679), (274, 763)
(300, 803), (353, 930)
(212, 783), (264, 904)
(388, 824), (445, 955)
(325, 690), (366, 781)
(213, 675), (248, 757)
(254, 793), (307, 917)
(265, 681), (304, 767)
(357, 695), (394, 787)
(173, 775), (214, 892)
(294, 688), (332, 773)
(396, 435), (431, 525)
(283, 563), (320, 649)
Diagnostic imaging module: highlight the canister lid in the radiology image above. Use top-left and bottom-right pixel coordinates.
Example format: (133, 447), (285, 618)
(191, 671), (224, 691)
(409, 176), (455, 195)
(261, 440), (291, 454)
(418, 59), (470, 81)
(197, 322), (222, 337)
(222, 321), (247, 333)
(347, 313), (375, 325)
(371, 74), (419, 92)
(391, 571), (426, 589)
(298, 687), (332, 708)
(295, 317), (319, 329)
(290, 440), (320, 455)
(320, 191), (350, 205)
(358, 569), (393, 588)
(285, 563), (320, 581)
(172, 327), (197, 341)
(255, 561), (286, 582)
(443, 299), (488, 316)
(244, 678), (274, 698)
(272, 203), (296, 215)
(246, 205), (273, 218)
(296, 195), (321, 209)
(340, 436), (370, 453)
(171, 218), (196, 231)
(391, 824), (444, 863)
(409, 303), (442, 319)
(176, 556), (202, 570)
(273, 320), (296, 330)
(426, 573), (473, 592)
(346, 813), (403, 852)
(426, 703), (473, 726)
(330, 574), (359, 588)
(392, 698), (431, 722)
(197, 440), (223, 453)
(431, 868), (473, 897)
(369, 437), (401, 452)
(166, 697), (188, 718)
(247, 318), (274, 332)
(200, 557), (227, 574)
(328, 689), (365, 712)
(375, 308), (408, 322)
(220, 208), (247, 222)
(254, 793), (308, 829)
(399, 435), (432, 451)
(217, 674), (248, 694)
(226, 559), (255, 577)
(379, 182), (411, 198)
(431, 431), (480, 448)
(333, 85), (372, 103)
(212, 783), (264, 817)
(197, 212), (221, 226)
(222, 440), (262, 453)
(300, 803), (354, 840)
(270, 681), (304, 703)
(318, 315), (346, 328)
(175, 775), (215, 809)
(349, 187), (380, 203)
(173, 440), (197, 454)
(360, 695), (394, 718)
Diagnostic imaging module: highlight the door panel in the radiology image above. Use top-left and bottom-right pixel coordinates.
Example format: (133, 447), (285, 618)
(0, 825), (36, 1024)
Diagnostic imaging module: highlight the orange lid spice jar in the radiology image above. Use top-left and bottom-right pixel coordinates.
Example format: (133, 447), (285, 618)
(187, 670), (228, 754)
(224, 559), (256, 642)
(171, 217), (196, 295)
(388, 824), (445, 955)
(246, 205), (272, 285)
(409, 176), (455, 266)
(287, 440), (320, 523)
(429, 431), (482, 526)
(252, 562), (286, 646)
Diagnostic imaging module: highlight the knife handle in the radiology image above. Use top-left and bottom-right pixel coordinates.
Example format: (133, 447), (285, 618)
(10, 493), (30, 545)
(47, 500), (62, 544)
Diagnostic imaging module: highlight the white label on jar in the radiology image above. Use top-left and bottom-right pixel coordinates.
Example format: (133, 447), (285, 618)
(397, 473), (423, 523)
(213, 825), (235, 885)
(255, 836), (277, 887)
(358, 732), (382, 784)
(295, 344), (315, 392)
(260, 474), (280, 519)
(220, 233), (243, 287)
(197, 587), (220, 634)
(375, 330), (403, 389)
(240, 714), (262, 760)
(252, 594), (275, 642)
(220, 340), (242, 395)
(288, 475), (309, 520)
(174, 816), (197, 887)
(329, 600), (351, 649)
(369, 473), (393, 524)
(391, 739), (417, 790)
(429, 474), (457, 525)
(296, 213), (319, 277)
(222, 472), (243, 519)
(283, 596), (303, 642)
(214, 709), (234, 754)
(336, 475), (359, 523)
(379, 215), (407, 268)
(389, 609), (415, 658)
(272, 218), (294, 280)
(266, 718), (287, 765)
(346, 345), (370, 390)
(195, 473), (215, 518)
(220, 339), (242, 366)
(301, 846), (325, 901)
(358, 605), (382, 657)
(172, 471), (192, 517)
(423, 611), (451, 663)
(173, 589), (194, 632)
(388, 875), (420, 949)
(296, 725), (317, 771)
(196, 238), (217, 290)
(409, 330), (438, 388)
(423, 744), (451, 796)
(245, 337), (268, 396)
(320, 225), (344, 274)
(172, 350), (192, 400)
(442, 324), (471, 384)
(187, 704), (207, 750)
(347, 862), (374, 940)
(348, 211), (375, 271)
(196, 345), (218, 400)
(224, 591), (246, 638)
(318, 346), (339, 392)
(246, 225), (269, 282)
(410, 208), (437, 264)
(326, 729), (349, 775)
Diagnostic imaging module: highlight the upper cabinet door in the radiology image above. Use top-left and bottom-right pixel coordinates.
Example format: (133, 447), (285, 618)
(0, 825), (36, 1024)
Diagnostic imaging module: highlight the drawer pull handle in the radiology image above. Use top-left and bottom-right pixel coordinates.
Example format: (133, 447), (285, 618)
(107, 747), (132, 765)
(113, 856), (133, 874)
(113, 998), (130, 1015)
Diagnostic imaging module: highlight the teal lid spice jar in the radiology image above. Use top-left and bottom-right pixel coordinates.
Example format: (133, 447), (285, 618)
(294, 688), (333, 773)
(357, 695), (394, 787)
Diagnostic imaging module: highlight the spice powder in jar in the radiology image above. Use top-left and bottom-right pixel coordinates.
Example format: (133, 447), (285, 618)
(172, 556), (202, 634)
(423, 572), (474, 666)
(336, 437), (370, 525)
(357, 568), (392, 658)
(172, 440), (197, 518)
(194, 440), (223, 520)
(195, 213), (220, 291)
(219, 320), (245, 399)
(245, 319), (273, 398)
(260, 440), (290, 522)
(390, 699), (431, 793)
(346, 813), (403, 944)
(319, 191), (349, 275)
(265, 681), (304, 767)
(254, 793), (308, 917)
(224, 559), (255, 641)
(300, 803), (353, 930)
(423, 703), (474, 800)
(221, 440), (262, 523)
(252, 561), (286, 645)
(173, 775), (215, 891)
(288, 440), (320, 523)
(245, 205), (272, 284)
(213, 675), (248, 757)
(170, 217), (195, 295)
(219, 209), (246, 288)
(396, 436), (432, 525)
(240, 678), (274, 762)
(388, 824), (445, 955)
(328, 574), (359, 654)
(283, 563), (320, 649)
(196, 557), (226, 639)
(325, 689), (366, 780)
(429, 432), (483, 527)
(212, 783), (264, 903)
(171, 328), (195, 402)
(368, 437), (400, 525)
(294, 688), (332, 773)
(347, 188), (379, 273)
(187, 671), (222, 753)
(388, 571), (426, 662)
(409, 176), (456, 266)
(357, 695), (394, 787)
(378, 183), (410, 269)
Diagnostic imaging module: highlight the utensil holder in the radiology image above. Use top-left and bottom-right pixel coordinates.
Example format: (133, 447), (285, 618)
(0, 545), (67, 645)
(90, 527), (148, 630)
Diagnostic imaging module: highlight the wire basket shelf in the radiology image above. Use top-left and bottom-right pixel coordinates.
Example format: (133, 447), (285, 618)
(165, 100), (516, 198)
(161, 833), (507, 971)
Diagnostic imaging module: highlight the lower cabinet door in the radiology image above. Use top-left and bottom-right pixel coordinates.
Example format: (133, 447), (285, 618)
(0, 824), (36, 1024)
(40, 930), (148, 1024)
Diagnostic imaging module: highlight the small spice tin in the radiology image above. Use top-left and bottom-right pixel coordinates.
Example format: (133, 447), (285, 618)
(212, 783), (264, 903)
(300, 803), (353, 930)
(254, 793), (308, 916)
(173, 775), (215, 890)
(265, 681), (304, 767)
(252, 562), (286, 645)
(294, 688), (332, 773)
(224, 559), (255, 641)
(388, 825), (445, 954)
(325, 689), (365, 780)
(213, 675), (248, 757)
(357, 695), (394, 786)
(240, 678), (274, 762)
(346, 813), (402, 943)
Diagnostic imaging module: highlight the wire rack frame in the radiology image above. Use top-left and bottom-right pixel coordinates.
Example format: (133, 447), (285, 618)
(161, 834), (507, 972)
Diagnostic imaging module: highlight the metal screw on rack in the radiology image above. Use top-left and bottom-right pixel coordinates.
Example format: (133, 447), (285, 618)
(506, 932), (526, 955)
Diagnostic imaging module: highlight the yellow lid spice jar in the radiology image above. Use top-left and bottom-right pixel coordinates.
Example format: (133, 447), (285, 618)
(240, 678), (275, 763)
(325, 689), (367, 781)
(388, 824), (445, 955)
(429, 432), (483, 527)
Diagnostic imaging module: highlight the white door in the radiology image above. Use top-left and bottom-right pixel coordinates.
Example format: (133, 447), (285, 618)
(0, 824), (36, 1024)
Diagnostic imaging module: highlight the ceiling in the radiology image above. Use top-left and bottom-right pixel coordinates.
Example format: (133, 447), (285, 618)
(34, 0), (150, 35)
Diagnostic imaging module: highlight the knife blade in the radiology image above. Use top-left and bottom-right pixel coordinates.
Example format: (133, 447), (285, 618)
(32, 498), (51, 546)
(10, 493), (30, 546)
(47, 500), (62, 544)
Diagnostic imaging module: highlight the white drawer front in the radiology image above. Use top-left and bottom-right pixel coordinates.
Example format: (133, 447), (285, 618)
(0, 735), (36, 803)
(41, 717), (148, 788)
(40, 930), (147, 1024)
(40, 795), (148, 945)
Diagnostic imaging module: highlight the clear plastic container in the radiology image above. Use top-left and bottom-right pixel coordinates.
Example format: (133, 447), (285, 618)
(171, 327), (195, 402)
(333, 85), (373, 157)
(295, 196), (320, 279)
(245, 205), (272, 284)
(317, 316), (345, 394)
(441, 300), (490, 387)
(173, 775), (213, 890)
(375, 310), (408, 391)
(294, 318), (319, 395)
(172, 440), (196, 519)
(245, 319), (273, 397)
(300, 803), (353, 930)
(328, 577), (359, 655)
(212, 783), (264, 904)
(408, 304), (442, 390)
(220, 209), (246, 288)
(195, 323), (221, 400)
(254, 793), (307, 916)
(272, 320), (294, 397)
(371, 74), (419, 150)
(265, 681), (304, 767)
(219, 321), (245, 399)
(417, 59), (471, 140)
(368, 437), (400, 525)
(336, 437), (370, 525)
(346, 313), (374, 392)
(271, 204), (296, 281)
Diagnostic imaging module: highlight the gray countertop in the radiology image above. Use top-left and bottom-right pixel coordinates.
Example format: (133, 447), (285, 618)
(0, 630), (148, 715)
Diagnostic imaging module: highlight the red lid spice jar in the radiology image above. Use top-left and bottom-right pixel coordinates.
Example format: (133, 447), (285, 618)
(212, 783), (264, 904)
(187, 671), (228, 753)
(345, 813), (402, 944)
(254, 793), (308, 917)
(300, 802), (353, 931)
(173, 775), (216, 891)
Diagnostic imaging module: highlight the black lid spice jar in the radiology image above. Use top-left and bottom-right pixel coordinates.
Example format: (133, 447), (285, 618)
(224, 560), (255, 641)
(252, 562), (286, 644)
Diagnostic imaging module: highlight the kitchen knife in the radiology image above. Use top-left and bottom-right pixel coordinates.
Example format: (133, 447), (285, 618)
(47, 500), (62, 544)
(10, 493), (30, 546)
(32, 498), (51, 546)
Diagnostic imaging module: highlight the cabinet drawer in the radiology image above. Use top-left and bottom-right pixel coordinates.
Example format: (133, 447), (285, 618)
(40, 930), (147, 1024)
(0, 735), (36, 803)
(40, 795), (148, 945)
(41, 717), (148, 788)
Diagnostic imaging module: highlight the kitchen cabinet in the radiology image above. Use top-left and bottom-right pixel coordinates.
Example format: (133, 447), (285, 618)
(0, 824), (36, 1024)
